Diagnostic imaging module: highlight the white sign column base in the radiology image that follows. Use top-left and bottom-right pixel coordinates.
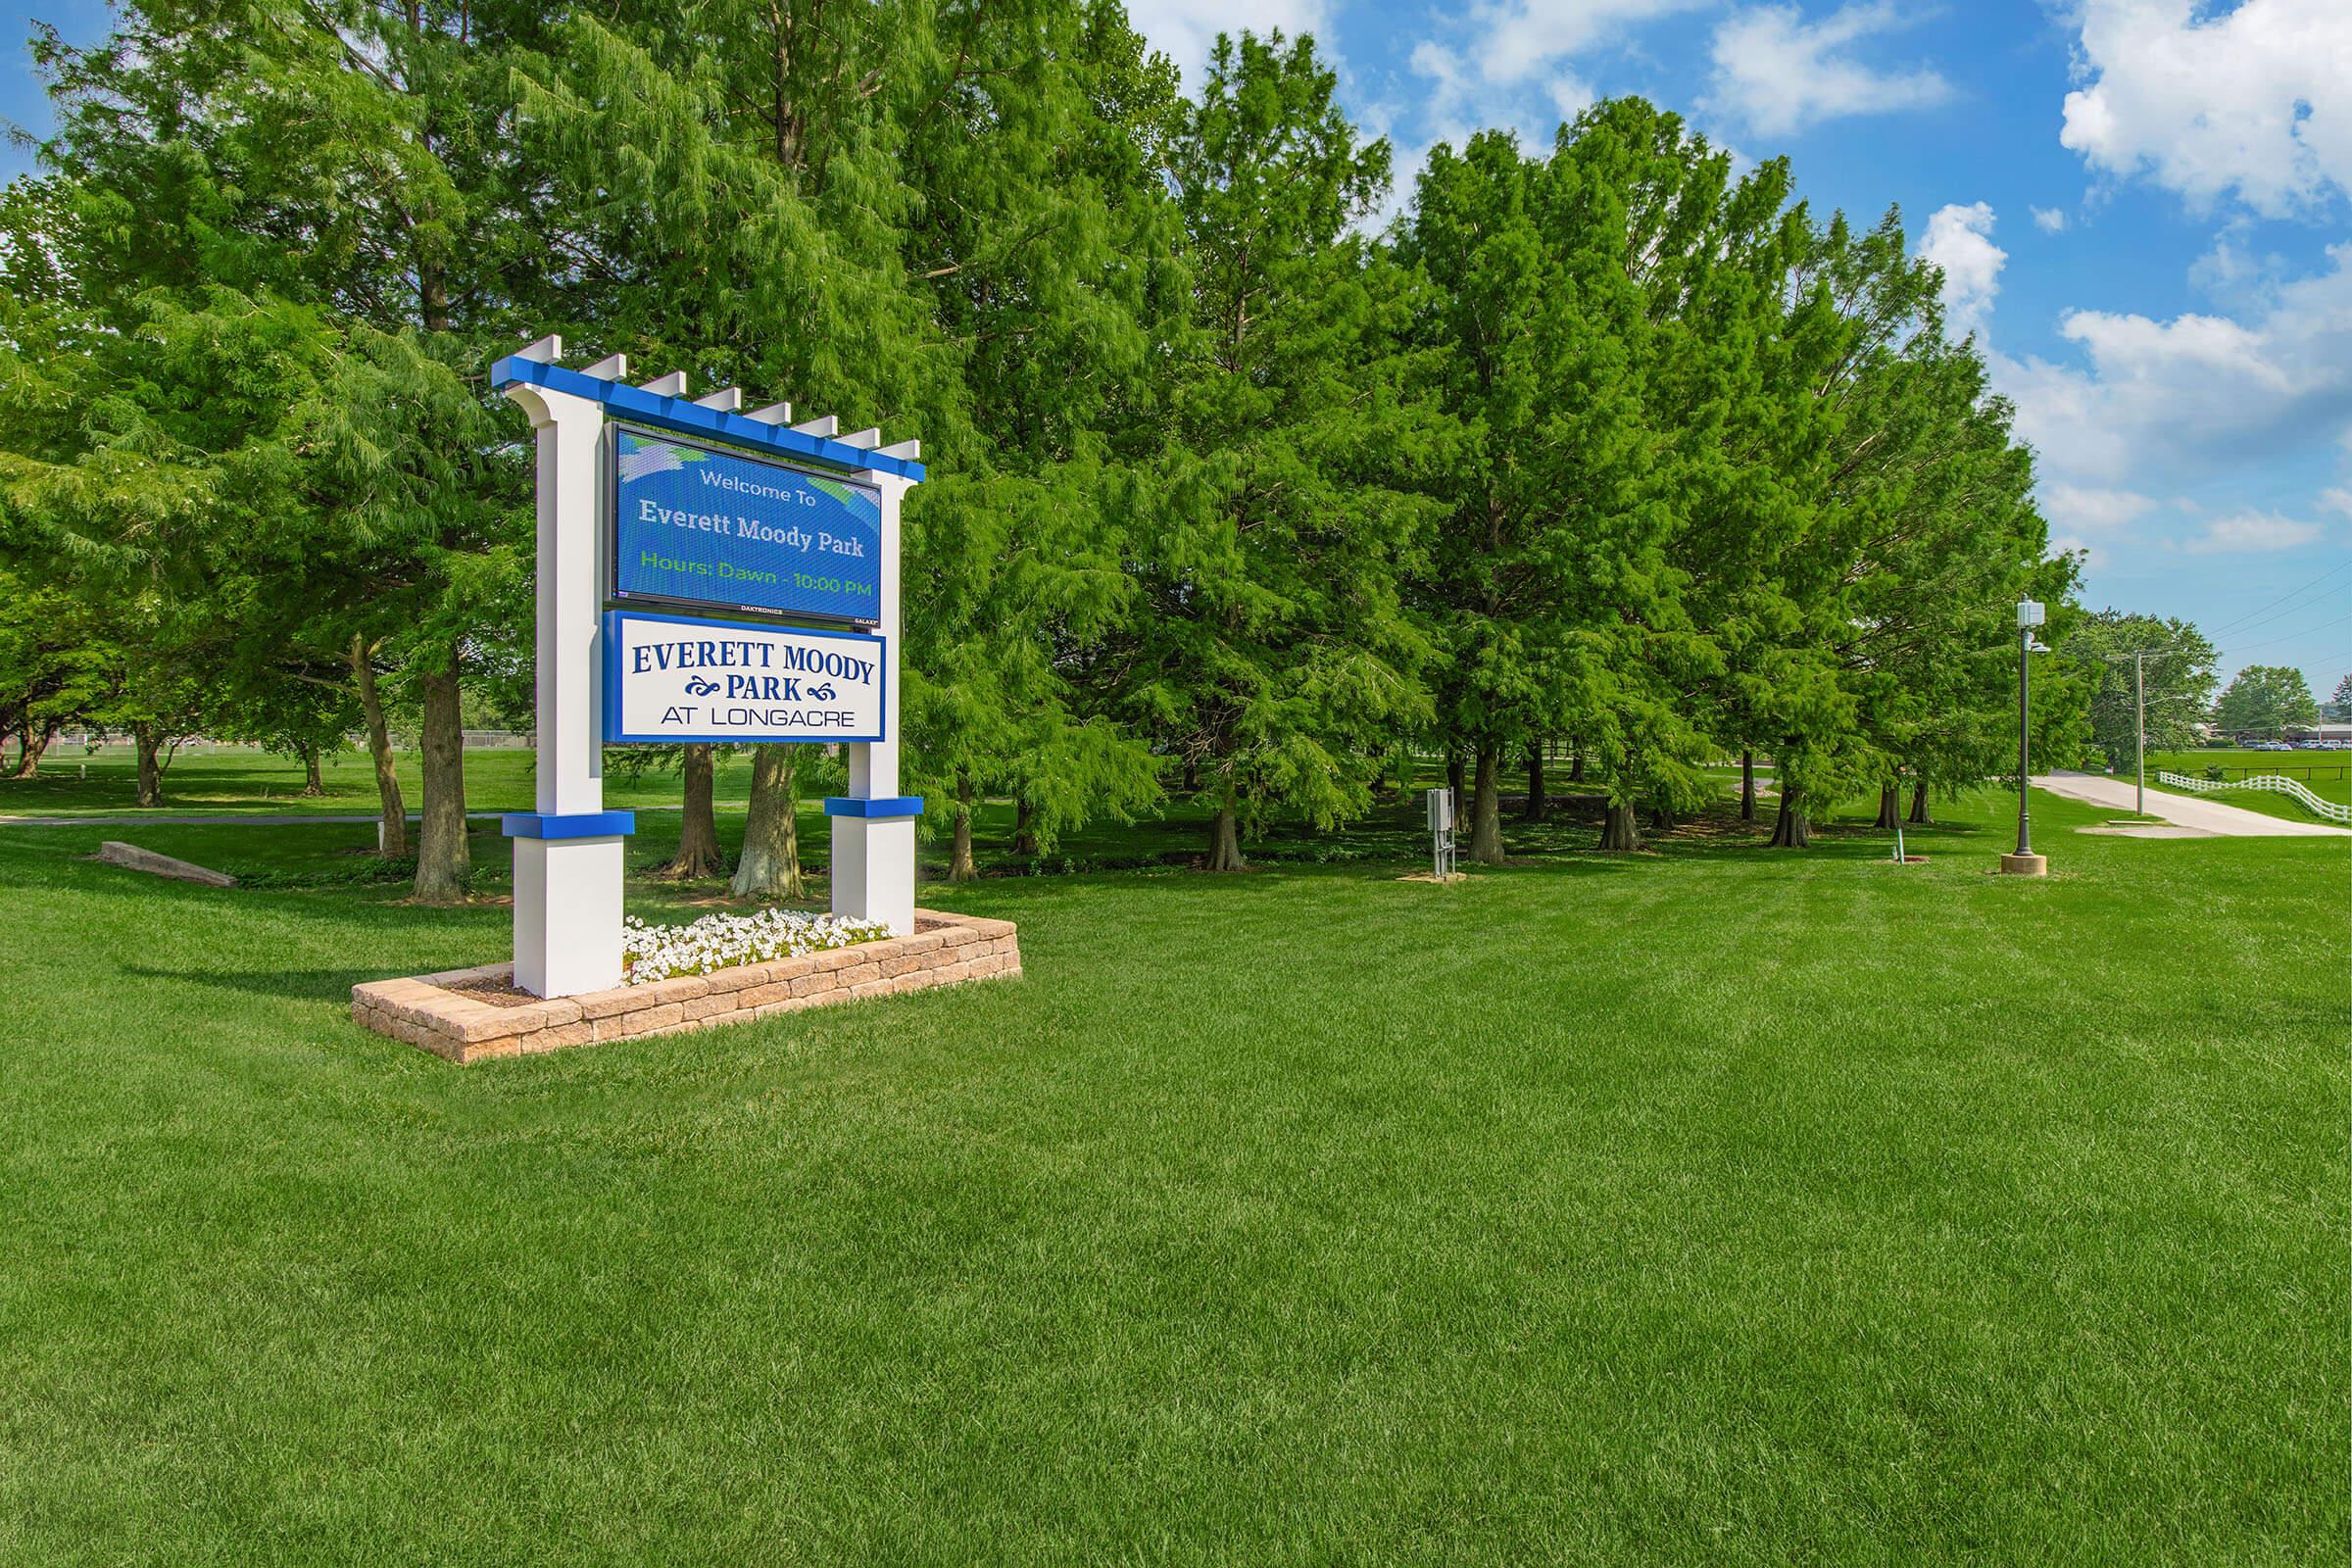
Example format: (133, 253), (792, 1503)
(512, 834), (627, 996)
(826, 811), (919, 936)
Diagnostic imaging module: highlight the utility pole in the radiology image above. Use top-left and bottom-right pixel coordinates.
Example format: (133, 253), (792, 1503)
(2101, 641), (2195, 810)
(2134, 649), (2145, 816)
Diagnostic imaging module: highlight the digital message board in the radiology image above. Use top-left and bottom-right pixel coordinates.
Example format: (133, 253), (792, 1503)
(612, 424), (882, 624)
(603, 610), (886, 745)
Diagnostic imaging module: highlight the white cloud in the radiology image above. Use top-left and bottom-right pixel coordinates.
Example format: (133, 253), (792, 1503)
(2060, 0), (2352, 218)
(1996, 242), (2352, 492)
(2050, 534), (2110, 570)
(1406, 38), (1474, 138)
(1123, 0), (1337, 85)
(1405, 0), (1697, 153)
(1456, 0), (1708, 92)
(1995, 246), (2352, 570)
(2032, 206), (2069, 233)
(2044, 483), (2156, 569)
(1918, 202), (2005, 340)
(1702, 2), (1953, 138)
(1547, 74), (1598, 124)
(2183, 511), (2324, 553)
(2187, 233), (2256, 294)
(2043, 483), (2157, 534)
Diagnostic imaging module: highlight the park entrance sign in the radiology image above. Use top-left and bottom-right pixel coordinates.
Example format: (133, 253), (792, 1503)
(604, 611), (885, 744)
(488, 337), (925, 999)
(612, 425), (883, 624)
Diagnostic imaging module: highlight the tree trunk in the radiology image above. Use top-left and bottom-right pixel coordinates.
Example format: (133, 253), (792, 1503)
(659, 744), (723, 878)
(1012, 795), (1038, 858)
(1649, 801), (1675, 833)
(1468, 745), (1503, 864)
(1597, 800), (1641, 852)
(1908, 779), (1933, 825)
(133, 723), (164, 808)
(13, 718), (56, 779)
(1446, 750), (1466, 807)
(1522, 744), (1546, 822)
(949, 772), (977, 882)
(1768, 787), (1810, 849)
(1874, 783), (1900, 830)
(1740, 750), (1756, 822)
(412, 648), (470, 904)
(353, 634), (407, 858)
(731, 744), (806, 900)
(300, 741), (325, 797)
(1569, 751), (1586, 784)
(1205, 800), (1247, 872)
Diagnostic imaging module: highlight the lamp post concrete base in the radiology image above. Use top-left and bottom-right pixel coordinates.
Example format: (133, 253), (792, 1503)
(1999, 852), (2048, 876)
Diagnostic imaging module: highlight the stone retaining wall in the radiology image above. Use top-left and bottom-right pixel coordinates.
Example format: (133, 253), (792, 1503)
(353, 908), (1019, 1063)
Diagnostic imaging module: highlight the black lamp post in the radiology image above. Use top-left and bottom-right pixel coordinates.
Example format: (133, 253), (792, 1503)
(2006, 599), (2048, 874)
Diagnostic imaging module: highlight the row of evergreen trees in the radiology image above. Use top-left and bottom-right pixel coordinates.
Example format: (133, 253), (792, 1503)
(0, 0), (2076, 898)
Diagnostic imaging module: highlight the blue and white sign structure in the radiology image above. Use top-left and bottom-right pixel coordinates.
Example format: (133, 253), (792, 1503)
(612, 426), (883, 624)
(491, 338), (926, 999)
(604, 611), (884, 744)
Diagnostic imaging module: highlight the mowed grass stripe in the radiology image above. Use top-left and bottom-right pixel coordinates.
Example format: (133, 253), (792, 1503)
(0, 787), (2340, 1564)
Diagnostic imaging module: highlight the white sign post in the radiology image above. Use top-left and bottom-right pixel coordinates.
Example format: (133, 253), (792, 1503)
(491, 336), (925, 998)
(499, 342), (630, 998)
(824, 470), (920, 939)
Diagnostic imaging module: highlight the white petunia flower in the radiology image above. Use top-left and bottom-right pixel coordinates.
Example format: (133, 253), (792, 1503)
(620, 906), (893, 983)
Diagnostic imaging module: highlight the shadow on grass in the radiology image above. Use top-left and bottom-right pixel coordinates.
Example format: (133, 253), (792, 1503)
(120, 962), (385, 1005)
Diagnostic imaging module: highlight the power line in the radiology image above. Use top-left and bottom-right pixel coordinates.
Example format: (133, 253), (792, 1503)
(2206, 557), (2352, 637)
(2212, 579), (2350, 641)
(2226, 606), (2352, 657)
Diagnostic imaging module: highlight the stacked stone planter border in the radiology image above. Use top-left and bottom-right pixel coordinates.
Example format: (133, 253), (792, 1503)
(353, 909), (1019, 1063)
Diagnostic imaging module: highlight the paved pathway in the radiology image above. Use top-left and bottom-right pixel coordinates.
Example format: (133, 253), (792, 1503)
(2033, 771), (2352, 838)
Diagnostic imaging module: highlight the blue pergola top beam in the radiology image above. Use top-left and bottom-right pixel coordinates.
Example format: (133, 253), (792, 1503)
(489, 356), (925, 482)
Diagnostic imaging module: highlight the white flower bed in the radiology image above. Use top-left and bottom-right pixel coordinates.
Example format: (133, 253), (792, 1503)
(621, 908), (893, 985)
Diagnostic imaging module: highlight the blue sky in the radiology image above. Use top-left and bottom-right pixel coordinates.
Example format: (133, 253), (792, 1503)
(6, 1), (2348, 699)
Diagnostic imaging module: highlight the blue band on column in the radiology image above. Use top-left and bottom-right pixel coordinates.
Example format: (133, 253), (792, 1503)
(822, 796), (925, 819)
(501, 810), (637, 840)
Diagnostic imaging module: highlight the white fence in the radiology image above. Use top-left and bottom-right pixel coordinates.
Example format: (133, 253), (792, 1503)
(2155, 770), (2352, 824)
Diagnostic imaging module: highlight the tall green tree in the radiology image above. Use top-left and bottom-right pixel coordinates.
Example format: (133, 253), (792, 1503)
(29, 0), (542, 899)
(519, 1), (1171, 894)
(2061, 611), (2218, 770)
(514, 6), (937, 899)
(0, 567), (105, 777)
(1118, 32), (1437, 870)
(1829, 337), (2060, 829)
(894, 0), (1177, 874)
(1552, 101), (1830, 851)
(1398, 129), (1653, 863)
(2214, 665), (2319, 739)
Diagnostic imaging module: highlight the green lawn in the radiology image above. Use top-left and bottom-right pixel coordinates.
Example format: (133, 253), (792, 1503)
(1, 787), (2341, 1563)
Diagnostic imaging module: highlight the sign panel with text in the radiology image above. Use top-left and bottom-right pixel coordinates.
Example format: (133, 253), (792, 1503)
(612, 424), (881, 624)
(603, 611), (886, 744)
